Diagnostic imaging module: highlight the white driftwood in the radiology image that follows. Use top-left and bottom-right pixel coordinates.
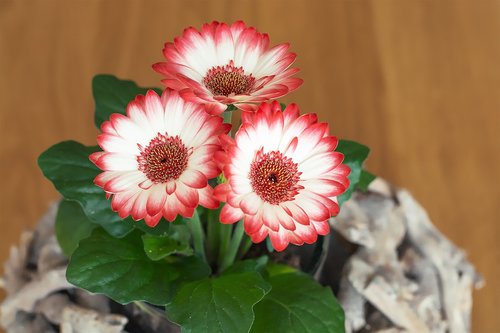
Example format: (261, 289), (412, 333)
(346, 258), (428, 333)
(1, 181), (483, 333)
(37, 236), (67, 274)
(331, 179), (483, 333)
(397, 190), (483, 333)
(60, 305), (128, 333)
(1, 231), (35, 295)
(0, 268), (73, 328)
(73, 289), (111, 314)
(34, 293), (71, 325)
(6, 312), (56, 333)
(337, 275), (366, 332)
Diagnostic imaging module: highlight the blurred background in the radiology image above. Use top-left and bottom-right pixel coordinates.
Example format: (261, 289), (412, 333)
(1, 0), (499, 331)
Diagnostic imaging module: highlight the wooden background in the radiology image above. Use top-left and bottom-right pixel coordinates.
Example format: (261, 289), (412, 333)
(1, 0), (499, 331)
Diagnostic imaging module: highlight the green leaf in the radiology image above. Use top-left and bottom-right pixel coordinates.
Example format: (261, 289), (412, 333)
(166, 271), (271, 333)
(336, 140), (370, 205)
(142, 224), (193, 261)
(134, 218), (178, 236)
(38, 140), (134, 237)
(93, 74), (162, 128)
(55, 200), (97, 256)
(142, 235), (193, 260)
(357, 170), (376, 192)
(265, 263), (297, 277)
(250, 271), (345, 333)
(225, 256), (268, 276)
(67, 228), (210, 305)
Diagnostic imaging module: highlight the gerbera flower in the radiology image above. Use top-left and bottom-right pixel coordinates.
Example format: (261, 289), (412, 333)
(152, 21), (303, 115)
(215, 102), (350, 251)
(90, 89), (228, 227)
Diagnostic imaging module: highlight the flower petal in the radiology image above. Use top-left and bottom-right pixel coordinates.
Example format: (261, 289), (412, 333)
(220, 204), (244, 224)
(180, 169), (208, 188)
(268, 230), (290, 252)
(198, 185), (219, 209)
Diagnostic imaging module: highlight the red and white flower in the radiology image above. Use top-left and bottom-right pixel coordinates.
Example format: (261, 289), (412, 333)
(215, 102), (350, 251)
(153, 21), (303, 115)
(90, 89), (228, 227)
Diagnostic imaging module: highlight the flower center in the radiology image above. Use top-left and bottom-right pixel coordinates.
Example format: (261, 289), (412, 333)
(203, 61), (255, 96)
(137, 134), (190, 183)
(249, 150), (301, 205)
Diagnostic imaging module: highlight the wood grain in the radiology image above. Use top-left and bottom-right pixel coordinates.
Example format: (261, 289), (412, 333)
(1, 0), (498, 331)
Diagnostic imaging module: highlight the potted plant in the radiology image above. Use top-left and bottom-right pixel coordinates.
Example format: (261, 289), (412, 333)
(0, 21), (482, 333)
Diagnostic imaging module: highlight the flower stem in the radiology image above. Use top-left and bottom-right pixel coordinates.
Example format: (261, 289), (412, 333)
(206, 206), (220, 264)
(219, 220), (245, 272)
(237, 234), (253, 260)
(223, 109), (233, 123)
(223, 107), (234, 136)
(217, 222), (232, 270)
(188, 208), (207, 262)
(216, 105), (236, 272)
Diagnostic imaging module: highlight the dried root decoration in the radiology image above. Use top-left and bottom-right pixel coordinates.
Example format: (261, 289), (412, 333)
(329, 179), (483, 333)
(1, 179), (483, 332)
